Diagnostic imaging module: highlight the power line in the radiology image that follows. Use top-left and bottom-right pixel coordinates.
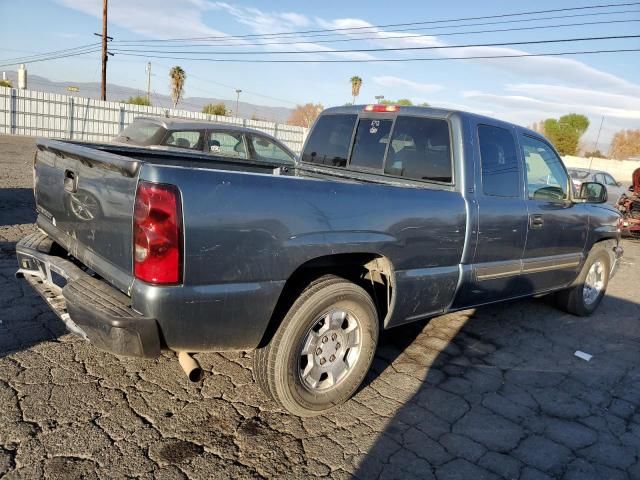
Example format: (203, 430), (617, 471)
(113, 47), (640, 63)
(115, 1), (640, 42)
(0, 48), (102, 68)
(109, 34), (640, 56)
(0, 43), (100, 64)
(112, 15), (640, 48)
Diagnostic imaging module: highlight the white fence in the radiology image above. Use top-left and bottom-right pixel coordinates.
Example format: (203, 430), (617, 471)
(0, 87), (307, 153)
(562, 155), (640, 183)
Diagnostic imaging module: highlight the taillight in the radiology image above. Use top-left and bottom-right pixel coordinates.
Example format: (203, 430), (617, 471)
(364, 104), (399, 112)
(133, 181), (182, 285)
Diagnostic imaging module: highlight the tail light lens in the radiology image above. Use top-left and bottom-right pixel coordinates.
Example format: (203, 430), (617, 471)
(133, 182), (182, 284)
(364, 104), (399, 112)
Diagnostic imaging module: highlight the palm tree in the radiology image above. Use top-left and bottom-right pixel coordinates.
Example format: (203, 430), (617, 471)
(350, 76), (363, 105)
(169, 66), (186, 108)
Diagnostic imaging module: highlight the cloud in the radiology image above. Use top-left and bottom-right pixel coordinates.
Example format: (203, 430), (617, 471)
(319, 17), (639, 95)
(57, 0), (229, 39)
(279, 12), (311, 27)
(463, 90), (640, 121)
(461, 90), (640, 147)
(373, 76), (443, 94)
(505, 83), (640, 111)
(210, 3), (376, 60)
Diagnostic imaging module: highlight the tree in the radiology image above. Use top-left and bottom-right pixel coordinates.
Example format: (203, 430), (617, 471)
(202, 102), (227, 116)
(584, 150), (605, 158)
(169, 66), (186, 108)
(288, 103), (324, 128)
(559, 113), (589, 137)
(0, 79), (12, 88)
(541, 113), (590, 156)
(379, 99), (429, 107)
(609, 129), (640, 159)
(350, 76), (363, 104)
(121, 95), (151, 106)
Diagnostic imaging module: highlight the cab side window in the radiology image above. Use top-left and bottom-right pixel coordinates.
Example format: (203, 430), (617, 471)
(520, 135), (569, 201)
(163, 131), (202, 150)
(208, 131), (247, 159)
(478, 125), (520, 197)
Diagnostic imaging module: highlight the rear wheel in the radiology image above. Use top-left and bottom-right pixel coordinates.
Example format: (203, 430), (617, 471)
(556, 246), (611, 316)
(254, 275), (378, 416)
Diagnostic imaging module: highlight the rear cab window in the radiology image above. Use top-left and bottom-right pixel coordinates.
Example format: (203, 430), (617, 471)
(350, 119), (392, 170)
(302, 112), (452, 184)
(302, 114), (356, 167)
(386, 116), (451, 182)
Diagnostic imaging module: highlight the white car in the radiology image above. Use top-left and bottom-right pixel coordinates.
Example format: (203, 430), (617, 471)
(568, 168), (626, 205)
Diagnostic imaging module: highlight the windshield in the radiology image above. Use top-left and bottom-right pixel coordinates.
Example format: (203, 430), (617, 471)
(115, 121), (165, 146)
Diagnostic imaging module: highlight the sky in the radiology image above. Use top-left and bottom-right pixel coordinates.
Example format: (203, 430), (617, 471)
(0, 0), (639, 149)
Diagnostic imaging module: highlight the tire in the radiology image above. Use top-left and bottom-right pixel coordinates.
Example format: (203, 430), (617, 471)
(254, 275), (379, 416)
(556, 245), (611, 316)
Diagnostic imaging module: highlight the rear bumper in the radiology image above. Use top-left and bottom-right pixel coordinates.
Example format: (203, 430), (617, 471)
(16, 232), (161, 358)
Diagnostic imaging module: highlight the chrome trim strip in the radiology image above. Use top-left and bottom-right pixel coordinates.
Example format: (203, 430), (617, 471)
(475, 253), (583, 281)
(475, 260), (522, 281)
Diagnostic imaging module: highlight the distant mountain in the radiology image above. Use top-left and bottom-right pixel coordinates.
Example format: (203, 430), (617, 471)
(2, 70), (293, 123)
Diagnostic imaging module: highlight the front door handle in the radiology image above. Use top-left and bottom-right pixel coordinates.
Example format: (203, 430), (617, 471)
(529, 214), (544, 229)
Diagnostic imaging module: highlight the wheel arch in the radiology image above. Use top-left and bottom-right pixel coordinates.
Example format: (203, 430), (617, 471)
(257, 252), (395, 348)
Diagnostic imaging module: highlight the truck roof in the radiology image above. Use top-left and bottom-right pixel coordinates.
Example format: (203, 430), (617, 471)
(321, 105), (542, 139)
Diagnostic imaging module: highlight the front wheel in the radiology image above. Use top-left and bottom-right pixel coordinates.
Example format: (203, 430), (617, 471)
(254, 275), (379, 416)
(556, 247), (611, 316)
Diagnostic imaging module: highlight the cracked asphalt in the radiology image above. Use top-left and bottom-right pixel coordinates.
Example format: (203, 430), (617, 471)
(1, 134), (639, 479)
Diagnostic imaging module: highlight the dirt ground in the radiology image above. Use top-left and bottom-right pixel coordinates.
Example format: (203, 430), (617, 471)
(1, 134), (639, 479)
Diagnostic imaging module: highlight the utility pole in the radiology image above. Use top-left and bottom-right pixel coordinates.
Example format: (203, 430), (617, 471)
(145, 62), (151, 104)
(588, 116), (605, 172)
(235, 89), (242, 118)
(100, 0), (108, 100)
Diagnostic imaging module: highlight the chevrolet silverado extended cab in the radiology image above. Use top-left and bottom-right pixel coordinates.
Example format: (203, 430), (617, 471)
(17, 105), (623, 416)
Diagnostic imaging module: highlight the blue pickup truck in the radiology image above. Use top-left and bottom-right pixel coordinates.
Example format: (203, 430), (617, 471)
(17, 105), (622, 416)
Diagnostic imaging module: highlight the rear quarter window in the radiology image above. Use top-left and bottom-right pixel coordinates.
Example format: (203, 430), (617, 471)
(116, 121), (165, 145)
(385, 116), (452, 183)
(302, 114), (357, 167)
(478, 125), (520, 197)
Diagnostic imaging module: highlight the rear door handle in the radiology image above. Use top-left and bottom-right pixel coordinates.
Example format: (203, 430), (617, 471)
(529, 214), (544, 229)
(64, 169), (78, 193)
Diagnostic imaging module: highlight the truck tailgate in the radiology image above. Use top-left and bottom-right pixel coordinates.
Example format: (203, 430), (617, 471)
(34, 139), (141, 292)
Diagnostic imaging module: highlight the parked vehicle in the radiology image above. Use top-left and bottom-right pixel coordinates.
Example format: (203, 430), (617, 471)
(17, 105), (622, 416)
(568, 168), (626, 205)
(114, 117), (297, 165)
(616, 167), (640, 237)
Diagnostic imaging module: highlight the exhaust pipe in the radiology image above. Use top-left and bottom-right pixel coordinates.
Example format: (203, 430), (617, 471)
(178, 352), (203, 382)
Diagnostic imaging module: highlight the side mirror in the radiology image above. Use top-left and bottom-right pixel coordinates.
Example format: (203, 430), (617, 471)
(579, 182), (608, 203)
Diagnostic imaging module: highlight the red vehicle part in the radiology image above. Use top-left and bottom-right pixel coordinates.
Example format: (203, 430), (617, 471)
(617, 168), (640, 237)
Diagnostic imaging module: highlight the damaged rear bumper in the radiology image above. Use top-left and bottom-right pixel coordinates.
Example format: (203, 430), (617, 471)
(16, 231), (161, 358)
